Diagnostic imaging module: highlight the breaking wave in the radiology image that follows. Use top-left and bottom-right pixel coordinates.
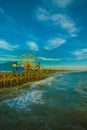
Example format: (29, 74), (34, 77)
(2, 89), (44, 110)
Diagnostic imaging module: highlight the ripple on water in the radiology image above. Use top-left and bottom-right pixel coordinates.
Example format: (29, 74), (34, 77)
(2, 89), (45, 110)
(0, 72), (87, 130)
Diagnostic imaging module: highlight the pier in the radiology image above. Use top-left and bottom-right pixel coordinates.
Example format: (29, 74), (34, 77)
(0, 53), (67, 88)
(0, 71), (47, 88)
(0, 69), (62, 88)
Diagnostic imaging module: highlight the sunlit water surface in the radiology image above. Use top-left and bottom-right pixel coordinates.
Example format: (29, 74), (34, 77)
(0, 72), (87, 130)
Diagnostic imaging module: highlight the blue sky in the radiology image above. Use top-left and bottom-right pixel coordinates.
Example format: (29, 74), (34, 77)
(0, 0), (87, 69)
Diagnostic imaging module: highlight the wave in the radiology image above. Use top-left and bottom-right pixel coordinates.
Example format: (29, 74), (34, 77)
(2, 89), (45, 110)
(30, 76), (56, 87)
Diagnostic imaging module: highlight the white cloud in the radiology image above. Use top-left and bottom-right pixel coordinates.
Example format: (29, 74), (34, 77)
(0, 40), (19, 51)
(72, 48), (87, 60)
(36, 8), (78, 37)
(73, 49), (87, 56)
(0, 54), (19, 62)
(0, 57), (18, 62)
(36, 8), (49, 21)
(44, 37), (66, 50)
(51, 14), (78, 37)
(26, 41), (39, 51)
(38, 57), (61, 61)
(52, 0), (73, 8)
(42, 0), (73, 8)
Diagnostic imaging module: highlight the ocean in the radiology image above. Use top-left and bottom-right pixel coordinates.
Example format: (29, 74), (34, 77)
(0, 71), (87, 130)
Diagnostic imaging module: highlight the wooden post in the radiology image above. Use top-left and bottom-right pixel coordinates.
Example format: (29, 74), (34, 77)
(3, 75), (6, 86)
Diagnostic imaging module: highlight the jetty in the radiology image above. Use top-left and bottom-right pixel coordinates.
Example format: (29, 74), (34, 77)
(0, 71), (45, 88)
(0, 69), (59, 88)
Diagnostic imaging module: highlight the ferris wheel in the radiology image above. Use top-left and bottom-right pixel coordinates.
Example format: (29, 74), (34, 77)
(18, 53), (39, 68)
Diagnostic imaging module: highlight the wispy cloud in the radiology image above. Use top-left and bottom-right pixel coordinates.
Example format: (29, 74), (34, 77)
(36, 8), (78, 37)
(44, 37), (66, 50)
(51, 0), (73, 8)
(52, 14), (78, 37)
(38, 57), (61, 61)
(0, 54), (19, 62)
(26, 41), (39, 51)
(0, 40), (19, 51)
(72, 48), (87, 60)
(42, 0), (73, 8)
(36, 8), (49, 21)
(0, 57), (18, 62)
(73, 49), (87, 55)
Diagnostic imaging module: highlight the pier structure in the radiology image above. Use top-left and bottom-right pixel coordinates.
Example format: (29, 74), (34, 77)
(0, 71), (46, 88)
(0, 53), (61, 88)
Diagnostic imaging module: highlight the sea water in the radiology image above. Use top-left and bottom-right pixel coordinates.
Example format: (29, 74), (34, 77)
(0, 71), (87, 130)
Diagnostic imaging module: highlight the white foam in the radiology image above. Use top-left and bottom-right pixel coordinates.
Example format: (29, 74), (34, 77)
(2, 76), (55, 110)
(31, 76), (55, 87)
(3, 89), (44, 110)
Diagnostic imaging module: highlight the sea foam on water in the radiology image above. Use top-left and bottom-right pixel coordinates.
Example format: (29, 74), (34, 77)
(2, 89), (45, 110)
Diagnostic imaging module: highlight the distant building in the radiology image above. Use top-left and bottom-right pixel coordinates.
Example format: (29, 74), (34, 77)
(12, 62), (24, 73)
(0, 53), (41, 73)
(17, 67), (24, 73)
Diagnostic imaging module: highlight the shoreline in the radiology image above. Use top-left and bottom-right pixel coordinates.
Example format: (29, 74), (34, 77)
(0, 69), (86, 90)
(0, 69), (59, 89)
(0, 70), (86, 100)
(0, 74), (56, 100)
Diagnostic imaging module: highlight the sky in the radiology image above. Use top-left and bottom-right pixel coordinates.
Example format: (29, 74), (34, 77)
(0, 0), (87, 69)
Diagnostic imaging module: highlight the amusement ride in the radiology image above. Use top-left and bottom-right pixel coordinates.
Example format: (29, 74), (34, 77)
(12, 53), (40, 73)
